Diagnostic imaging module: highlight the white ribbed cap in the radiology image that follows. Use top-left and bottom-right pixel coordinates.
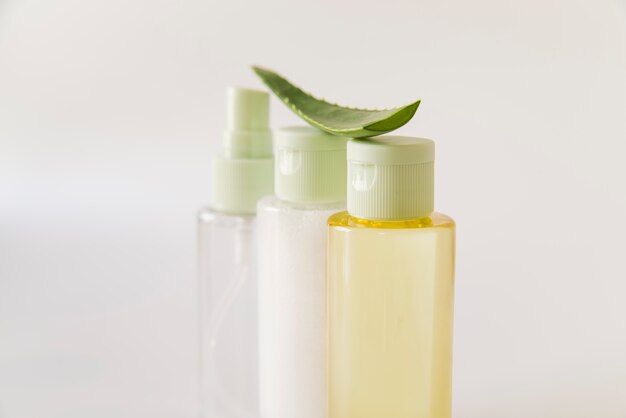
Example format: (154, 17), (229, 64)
(347, 136), (435, 220)
(275, 126), (347, 204)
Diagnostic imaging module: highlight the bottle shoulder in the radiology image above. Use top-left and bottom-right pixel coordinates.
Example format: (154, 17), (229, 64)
(198, 207), (255, 227)
(328, 211), (455, 230)
(258, 195), (345, 213)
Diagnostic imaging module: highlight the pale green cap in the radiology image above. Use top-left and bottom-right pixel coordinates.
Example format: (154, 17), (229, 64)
(211, 87), (273, 215)
(347, 136), (435, 220)
(275, 126), (348, 204)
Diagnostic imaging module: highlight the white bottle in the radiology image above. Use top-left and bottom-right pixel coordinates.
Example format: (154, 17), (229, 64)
(257, 126), (348, 418)
(198, 87), (273, 418)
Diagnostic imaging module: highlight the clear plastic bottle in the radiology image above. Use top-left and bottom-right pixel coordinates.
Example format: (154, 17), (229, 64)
(327, 137), (456, 418)
(257, 126), (347, 418)
(198, 87), (273, 418)
(198, 210), (256, 418)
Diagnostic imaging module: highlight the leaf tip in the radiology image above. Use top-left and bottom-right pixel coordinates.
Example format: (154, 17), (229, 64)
(251, 65), (269, 78)
(405, 99), (421, 117)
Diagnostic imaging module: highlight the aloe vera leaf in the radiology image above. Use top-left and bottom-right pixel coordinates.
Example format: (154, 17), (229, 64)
(252, 66), (420, 138)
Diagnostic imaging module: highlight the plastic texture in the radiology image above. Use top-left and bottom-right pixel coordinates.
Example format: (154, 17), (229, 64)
(257, 197), (345, 418)
(198, 208), (258, 418)
(347, 136), (435, 220)
(274, 126), (348, 204)
(327, 211), (456, 418)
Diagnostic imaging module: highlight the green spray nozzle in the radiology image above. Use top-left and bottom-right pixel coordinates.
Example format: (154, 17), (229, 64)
(211, 87), (274, 215)
(223, 87), (272, 159)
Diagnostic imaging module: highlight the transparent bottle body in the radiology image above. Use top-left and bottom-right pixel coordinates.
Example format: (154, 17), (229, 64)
(257, 196), (345, 418)
(198, 208), (258, 418)
(327, 211), (456, 418)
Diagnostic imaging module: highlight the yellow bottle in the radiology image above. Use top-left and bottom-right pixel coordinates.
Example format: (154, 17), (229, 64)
(327, 137), (456, 418)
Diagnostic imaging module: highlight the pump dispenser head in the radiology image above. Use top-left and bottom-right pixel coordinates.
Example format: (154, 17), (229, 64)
(347, 136), (435, 220)
(223, 87), (272, 158)
(275, 126), (348, 204)
(211, 87), (273, 215)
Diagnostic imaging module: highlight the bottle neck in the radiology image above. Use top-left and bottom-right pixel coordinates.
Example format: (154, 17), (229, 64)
(346, 212), (435, 229)
(328, 211), (454, 230)
(274, 195), (346, 212)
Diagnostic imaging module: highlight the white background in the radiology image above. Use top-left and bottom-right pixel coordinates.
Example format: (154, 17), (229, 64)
(1, 0), (626, 417)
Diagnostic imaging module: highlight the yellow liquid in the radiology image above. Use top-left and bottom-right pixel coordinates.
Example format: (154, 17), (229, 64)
(327, 211), (455, 418)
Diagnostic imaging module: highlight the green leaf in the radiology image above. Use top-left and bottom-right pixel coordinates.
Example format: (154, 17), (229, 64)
(252, 66), (420, 138)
